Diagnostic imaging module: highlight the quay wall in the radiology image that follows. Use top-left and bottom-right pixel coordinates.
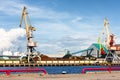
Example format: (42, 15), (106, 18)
(0, 60), (119, 67)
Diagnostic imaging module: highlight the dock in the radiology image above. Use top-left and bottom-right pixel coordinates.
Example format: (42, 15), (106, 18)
(0, 60), (120, 67)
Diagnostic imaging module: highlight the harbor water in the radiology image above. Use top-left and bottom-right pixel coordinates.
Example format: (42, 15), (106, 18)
(0, 66), (115, 74)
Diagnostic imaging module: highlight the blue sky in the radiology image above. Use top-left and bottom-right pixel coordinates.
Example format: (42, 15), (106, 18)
(0, 0), (120, 56)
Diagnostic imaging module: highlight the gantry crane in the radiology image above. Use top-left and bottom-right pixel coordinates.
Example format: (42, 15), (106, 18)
(19, 6), (40, 63)
(102, 18), (120, 63)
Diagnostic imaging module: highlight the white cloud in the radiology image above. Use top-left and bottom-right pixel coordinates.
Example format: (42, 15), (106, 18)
(38, 34), (97, 55)
(33, 16), (101, 55)
(0, 0), (72, 20)
(115, 36), (120, 44)
(72, 16), (83, 23)
(0, 28), (25, 50)
(0, 0), (108, 57)
(0, 0), (24, 15)
(35, 22), (73, 37)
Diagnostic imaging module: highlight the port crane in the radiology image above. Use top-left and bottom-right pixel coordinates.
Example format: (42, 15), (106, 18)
(102, 18), (120, 63)
(103, 18), (114, 49)
(19, 6), (41, 63)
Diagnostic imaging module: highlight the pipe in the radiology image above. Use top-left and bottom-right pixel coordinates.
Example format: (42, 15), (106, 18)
(0, 68), (47, 76)
(82, 67), (120, 74)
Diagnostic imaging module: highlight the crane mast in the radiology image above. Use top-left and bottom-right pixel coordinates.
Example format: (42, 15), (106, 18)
(20, 6), (39, 63)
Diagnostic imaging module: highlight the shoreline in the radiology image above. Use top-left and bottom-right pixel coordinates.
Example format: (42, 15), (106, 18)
(0, 72), (120, 80)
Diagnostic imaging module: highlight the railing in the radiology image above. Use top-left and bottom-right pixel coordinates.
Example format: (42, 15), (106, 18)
(0, 68), (47, 76)
(82, 67), (120, 74)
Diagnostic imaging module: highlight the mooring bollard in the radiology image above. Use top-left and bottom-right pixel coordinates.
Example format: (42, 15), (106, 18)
(6, 70), (10, 76)
(42, 69), (47, 74)
(107, 67), (111, 73)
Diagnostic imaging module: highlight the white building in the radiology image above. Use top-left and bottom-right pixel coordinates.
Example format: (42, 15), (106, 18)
(2, 51), (12, 56)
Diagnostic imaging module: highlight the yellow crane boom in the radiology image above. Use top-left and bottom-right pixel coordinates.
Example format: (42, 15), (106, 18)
(20, 6), (36, 38)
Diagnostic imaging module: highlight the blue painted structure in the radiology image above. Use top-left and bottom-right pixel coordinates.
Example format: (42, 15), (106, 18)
(71, 43), (108, 58)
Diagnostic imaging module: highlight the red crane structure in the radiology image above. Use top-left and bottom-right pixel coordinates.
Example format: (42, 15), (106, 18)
(102, 18), (120, 63)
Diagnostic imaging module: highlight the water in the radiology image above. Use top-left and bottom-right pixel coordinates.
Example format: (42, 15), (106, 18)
(0, 66), (112, 74)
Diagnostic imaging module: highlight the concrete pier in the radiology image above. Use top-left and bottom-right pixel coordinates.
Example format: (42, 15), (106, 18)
(0, 60), (119, 67)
